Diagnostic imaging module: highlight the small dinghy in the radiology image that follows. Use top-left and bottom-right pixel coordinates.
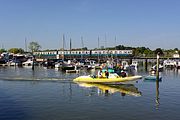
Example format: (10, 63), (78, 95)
(144, 75), (162, 81)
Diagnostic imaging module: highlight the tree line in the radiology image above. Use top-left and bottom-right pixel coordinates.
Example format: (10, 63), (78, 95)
(113, 45), (179, 57)
(0, 42), (41, 54)
(0, 42), (179, 57)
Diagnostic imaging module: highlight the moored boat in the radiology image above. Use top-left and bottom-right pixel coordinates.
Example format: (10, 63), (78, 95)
(163, 60), (176, 69)
(150, 64), (163, 72)
(144, 75), (162, 81)
(177, 61), (180, 69)
(22, 59), (33, 66)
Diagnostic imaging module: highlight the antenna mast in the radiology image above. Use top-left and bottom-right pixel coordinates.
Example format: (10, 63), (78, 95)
(81, 36), (84, 60)
(70, 38), (72, 60)
(62, 34), (65, 60)
(25, 37), (27, 52)
(115, 36), (117, 58)
(62, 34), (65, 50)
(98, 36), (100, 63)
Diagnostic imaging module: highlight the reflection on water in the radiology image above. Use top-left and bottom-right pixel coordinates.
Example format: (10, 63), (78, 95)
(156, 79), (160, 109)
(77, 82), (142, 97)
(1, 66), (180, 120)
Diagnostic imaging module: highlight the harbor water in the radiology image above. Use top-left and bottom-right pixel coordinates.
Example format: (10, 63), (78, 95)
(0, 66), (180, 120)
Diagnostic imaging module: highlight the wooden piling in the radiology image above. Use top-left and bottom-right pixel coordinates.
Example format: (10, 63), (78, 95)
(145, 59), (148, 71)
(156, 53), (160, 80)
(32, 56), (35, 70)
(129, 58), (132, 65)
(155, 53), (160, 108)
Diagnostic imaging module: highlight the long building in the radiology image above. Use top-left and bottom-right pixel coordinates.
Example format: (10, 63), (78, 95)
(34, 49), (133, 60)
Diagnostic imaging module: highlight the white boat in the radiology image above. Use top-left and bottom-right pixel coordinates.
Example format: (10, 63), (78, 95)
(150, 64), (163, 72)
(84, 60), (97, 69)
(75, 61), (84, 68)
(55, 62), (62, 68)
(121, 61), (129, 70)
(163, 60), (176, 68)
(22, 59), (33, 66)
(60, 60), (76, 71)
(7, 60), (21, 66)
(130, 60), (138, 70)
(177, 61), (180, 69)
(55, 60), (63, 68)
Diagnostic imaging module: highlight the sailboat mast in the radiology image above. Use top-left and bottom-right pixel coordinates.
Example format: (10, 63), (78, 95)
(25, 37), (27, 52)
(98, 36), (100, 63)
(63, 34), (65, 51)
(70, 38), (72, 51)
(81, 36), (84, 60)
(105, 34), (107, 49)
(98, 36), (100, 49)
(115, 36), (117, 59)
(70, 38), (72, 60)
(105, 34), (108, 59)
(62, 34), (65, 60)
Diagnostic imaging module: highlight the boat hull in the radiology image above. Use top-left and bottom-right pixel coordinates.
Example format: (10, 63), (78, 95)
(73, 75), (142, 83)
(144, 75), (162, 81)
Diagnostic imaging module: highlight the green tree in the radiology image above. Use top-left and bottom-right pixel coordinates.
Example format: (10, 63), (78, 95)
(0, 49), (6, 54)
(28, 42), (41, 53)
(143, 49), (150, 57)
(115, 45), (125, 50)
(154, 48), (164, 56)
(82, 47), (88, 50)
(8, 48), (24, 54)
(174, 48), (178, 51)
(132, 48), (140, 56)
(18, 48), (24, 54)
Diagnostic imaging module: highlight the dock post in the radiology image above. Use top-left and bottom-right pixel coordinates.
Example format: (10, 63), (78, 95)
(15, 57), (17, 68)
(155, 53), (160, 108)
(156, 53), (160, 108)
(32, 55), (35, 70)
(156, 53), (160, 80)
(145, 59), (148, 71)
(129, 58), (132, 65)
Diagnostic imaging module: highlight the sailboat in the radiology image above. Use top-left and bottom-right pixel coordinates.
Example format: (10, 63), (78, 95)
(55, 35), (75, 71)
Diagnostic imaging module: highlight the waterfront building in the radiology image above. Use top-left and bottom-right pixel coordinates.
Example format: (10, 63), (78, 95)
(33, 49), (133, 60)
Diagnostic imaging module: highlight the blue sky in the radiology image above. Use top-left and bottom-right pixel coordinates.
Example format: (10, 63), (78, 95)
(0, 0), (180, 50)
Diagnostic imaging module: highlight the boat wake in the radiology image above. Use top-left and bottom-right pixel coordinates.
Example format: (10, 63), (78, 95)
(0, 77), (71, 82)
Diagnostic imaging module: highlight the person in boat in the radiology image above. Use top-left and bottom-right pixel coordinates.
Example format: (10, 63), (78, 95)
(98, 68), (103, 78)
(105, 69), (109, 78)
(149, 67), (156, 75)
(121, 70), (127, 77)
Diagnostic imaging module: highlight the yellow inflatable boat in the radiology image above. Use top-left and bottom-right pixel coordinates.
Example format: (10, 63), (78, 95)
(73, 73), (142, 83)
